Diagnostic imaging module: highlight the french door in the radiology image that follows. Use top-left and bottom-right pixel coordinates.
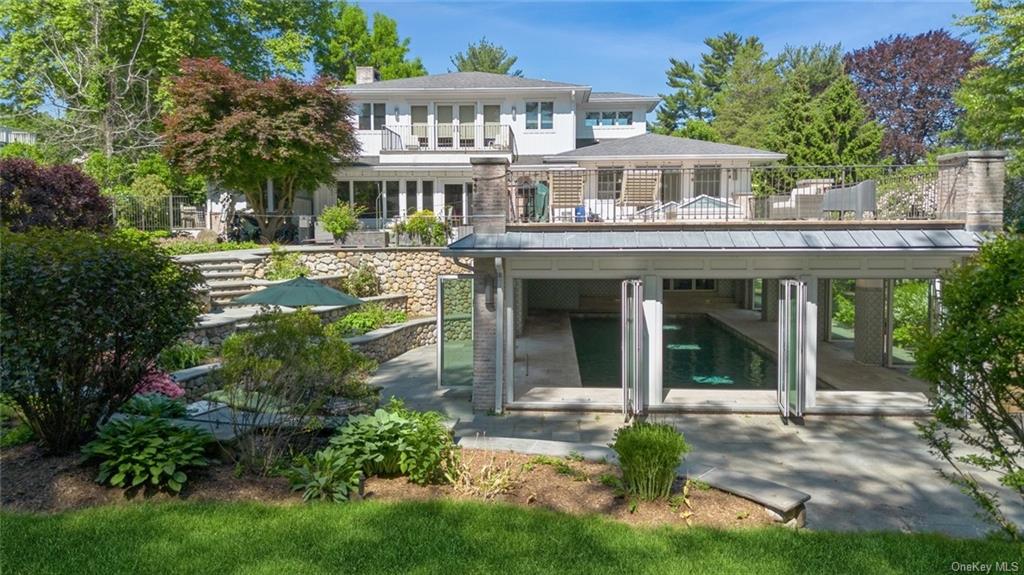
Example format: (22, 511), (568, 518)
(777, 279), (806, 419)
(436, 104), (476, 149)
(621, 279), (645, 420)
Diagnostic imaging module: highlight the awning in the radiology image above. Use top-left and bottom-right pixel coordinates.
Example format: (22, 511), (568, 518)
(444, 228), (982, 257)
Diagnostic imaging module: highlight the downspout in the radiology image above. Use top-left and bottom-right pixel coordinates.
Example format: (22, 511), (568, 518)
(494, 257), (504, 414)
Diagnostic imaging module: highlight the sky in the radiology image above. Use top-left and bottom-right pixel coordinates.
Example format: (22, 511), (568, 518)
(357, 0), (975, 98)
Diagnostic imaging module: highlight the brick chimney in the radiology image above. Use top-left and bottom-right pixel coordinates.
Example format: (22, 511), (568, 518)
(355, 67), (379, 85)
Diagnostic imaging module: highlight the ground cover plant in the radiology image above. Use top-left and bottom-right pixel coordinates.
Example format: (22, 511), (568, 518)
(80, 417), (212, 493)
(326, 304), (407, 337)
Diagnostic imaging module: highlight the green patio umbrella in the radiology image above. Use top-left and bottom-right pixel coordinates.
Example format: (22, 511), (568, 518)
(232, 276), (363, 308)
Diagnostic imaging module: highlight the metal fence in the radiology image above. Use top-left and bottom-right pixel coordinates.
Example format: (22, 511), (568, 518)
(113, 195), (207, 232)
(381, 124), (514, 152)
(507, 164), (963, 224)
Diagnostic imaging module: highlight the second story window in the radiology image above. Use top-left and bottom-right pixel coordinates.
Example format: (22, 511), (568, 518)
(585, 111), (634, 127)
(525, 101), (553, 130)
(359, 103), (386, 130)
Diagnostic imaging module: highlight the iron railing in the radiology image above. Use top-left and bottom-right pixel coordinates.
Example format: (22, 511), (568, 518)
(506, 164), (963, 224)
(381, 124), (514, 152)
(114, 195), (208, 232)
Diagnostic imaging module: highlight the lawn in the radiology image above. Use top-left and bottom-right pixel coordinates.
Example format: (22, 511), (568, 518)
(2, 500), (1020, 575)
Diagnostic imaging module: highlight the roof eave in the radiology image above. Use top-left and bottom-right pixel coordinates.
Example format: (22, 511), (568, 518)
(541, 153), (787, 163)
(442, 246), (979, 258)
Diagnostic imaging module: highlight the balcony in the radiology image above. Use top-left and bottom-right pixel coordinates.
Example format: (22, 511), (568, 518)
(507, 165), (965, 225)
(380, 124), (516, 155)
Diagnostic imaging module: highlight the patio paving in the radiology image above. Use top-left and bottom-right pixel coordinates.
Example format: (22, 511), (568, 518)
(371, 344), (1024, 539)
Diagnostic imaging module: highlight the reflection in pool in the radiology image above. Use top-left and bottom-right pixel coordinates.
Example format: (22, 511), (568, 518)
(570, 315), (777, 389)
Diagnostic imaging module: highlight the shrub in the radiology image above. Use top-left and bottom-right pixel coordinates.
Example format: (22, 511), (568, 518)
(264, 244), (309, 280)
(326, 304), (407, 337)
(320, 204), (365, 241)
(219, 309), (375, 474)
(134, 368), (186, 399)
(0, 424), (35, 448)
(915, 233), (1024, 540)
(892, 281), (929, 350)
(0, 229), (202, 452)
(0, 158), (112, 231)
(158, 341), (212, 372)
(159, 240), (260, 256)
(329, 398), (458, 485)
(403, 210), (450, 246)
(286, 448), (364, 502)
(121, 394), (187, 419)
(611, 421), (689, 501)
(340, 263), (380, 297)
(81, 417), (212, 493)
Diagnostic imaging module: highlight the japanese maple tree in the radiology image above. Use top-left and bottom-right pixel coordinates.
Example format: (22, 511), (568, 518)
(163, 58), (360, 241)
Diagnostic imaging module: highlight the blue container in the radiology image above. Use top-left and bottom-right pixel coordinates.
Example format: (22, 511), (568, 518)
(574, 205), (586, 222)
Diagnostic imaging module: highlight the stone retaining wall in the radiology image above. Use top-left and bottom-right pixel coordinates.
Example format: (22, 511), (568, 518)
(183, 294), (408, 347)
(241, 247), (465, 315)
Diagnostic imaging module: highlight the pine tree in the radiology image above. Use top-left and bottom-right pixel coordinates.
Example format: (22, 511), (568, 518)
(710, 42), (782, 149)
(807, 76), (884, 166)
(450, 38), (522, 76)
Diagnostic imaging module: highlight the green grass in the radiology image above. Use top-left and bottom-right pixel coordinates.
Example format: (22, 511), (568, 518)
(2, 500), (1019, 575)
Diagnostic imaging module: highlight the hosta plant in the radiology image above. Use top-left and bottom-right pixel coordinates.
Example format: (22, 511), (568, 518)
(286, 448), (364, 502)
(120, 393), (187, 419)
(81, 417), (212, 493)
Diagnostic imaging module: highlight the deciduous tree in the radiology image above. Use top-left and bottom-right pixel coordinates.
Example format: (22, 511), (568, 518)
(449, 37), (521, 76)
(845, 30), (975, 164)
(0, 157), (111, 231)
(315, 4), (426, 83)
(163, 58), (360, 242)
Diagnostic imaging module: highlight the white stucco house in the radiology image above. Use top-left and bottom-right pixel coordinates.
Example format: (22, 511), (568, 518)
(218, 67), (1008, 421)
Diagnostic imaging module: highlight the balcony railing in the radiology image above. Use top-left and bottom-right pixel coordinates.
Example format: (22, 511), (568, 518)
(507, 165), (963, 224)
(381, 123), (514, 153)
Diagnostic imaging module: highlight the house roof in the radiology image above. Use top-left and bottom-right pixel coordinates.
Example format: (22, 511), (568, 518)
(339, 72), (590, 93)
(548, 133), (786, 162)
(444, 228), (981, 256)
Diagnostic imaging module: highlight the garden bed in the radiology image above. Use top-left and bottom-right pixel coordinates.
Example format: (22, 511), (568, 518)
(0, 445), (767, 529)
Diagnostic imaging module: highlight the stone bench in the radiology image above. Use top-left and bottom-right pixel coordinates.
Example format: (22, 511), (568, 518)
(697, 468), (811, 528)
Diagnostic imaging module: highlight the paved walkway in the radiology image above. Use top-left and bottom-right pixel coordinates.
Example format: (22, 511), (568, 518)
(371, 344), (1024, 538)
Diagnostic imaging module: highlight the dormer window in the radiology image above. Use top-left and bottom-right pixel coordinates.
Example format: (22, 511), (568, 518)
(358, 103), (386, 130)
(525, 101), (553, 130)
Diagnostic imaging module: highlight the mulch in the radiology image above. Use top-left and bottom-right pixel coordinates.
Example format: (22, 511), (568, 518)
(1, 444), (772, 529)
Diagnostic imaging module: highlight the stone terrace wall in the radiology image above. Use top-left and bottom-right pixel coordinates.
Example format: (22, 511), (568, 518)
(184, 294), (407, 347)
(244, 247), (465, 316)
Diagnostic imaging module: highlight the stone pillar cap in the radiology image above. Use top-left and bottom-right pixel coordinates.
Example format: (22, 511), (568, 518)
(937, 150), (1007, 162)
(469, 157), (510, 166)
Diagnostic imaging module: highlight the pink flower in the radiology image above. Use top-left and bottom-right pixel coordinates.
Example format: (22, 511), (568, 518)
(134, 368), (185, 399)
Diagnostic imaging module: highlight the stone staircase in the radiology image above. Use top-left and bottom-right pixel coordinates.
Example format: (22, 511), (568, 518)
(186, 253), (264, 308)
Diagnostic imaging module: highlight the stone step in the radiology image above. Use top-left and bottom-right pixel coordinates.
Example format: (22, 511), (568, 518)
(201, 270), (248, 281)
(210, 287), (257, 300)
(206, 279), (255, 290)
(197, 262), (245, 272)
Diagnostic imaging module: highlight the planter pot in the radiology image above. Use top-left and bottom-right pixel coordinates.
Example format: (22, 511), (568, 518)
(394, 233), (424, 247)
(334, 231), (388, 248)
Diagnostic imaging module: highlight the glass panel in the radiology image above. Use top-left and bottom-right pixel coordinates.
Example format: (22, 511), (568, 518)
(585, 112), (600, 127)
(483, 105), (500, 123)
(411, 106), (428, 144)
(404, 181), (417, 215)
(458, 105), (475, 146)
(617, 111), (633, 125)
(436, 105), (454, 123)
(385, 181), (399, 219)
(358, 104), (372, 130)
(660, 170), (681, 203)
(787, 284), (799, 411)
(439, 277), (473, 387)
(373, 103), (386, 129)
(336, 181), (351, 203)
(444, 183), (463, 220)
(353, 181), (378, 221)
(601, 111), (616, 126)
(695, 279), (716, 291)
(597, 169), (623, 200)
(411, 105), (428, 123)
(421, 181), (434, 212)
(540, 101), (554, 129)
(694, 166), (721, 197)
(436, 105), (454, 147)
(525, 102), (538, 130)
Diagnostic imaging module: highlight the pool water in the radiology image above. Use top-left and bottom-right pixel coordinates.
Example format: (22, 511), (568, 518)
(570, 315), (777, 389)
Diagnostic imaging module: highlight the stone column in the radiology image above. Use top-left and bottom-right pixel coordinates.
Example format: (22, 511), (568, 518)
(854, 279), (885, 365)
(762, 280), (779, 322)
(937, 150), (1007, 232)
(470, 157), (509, 411)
